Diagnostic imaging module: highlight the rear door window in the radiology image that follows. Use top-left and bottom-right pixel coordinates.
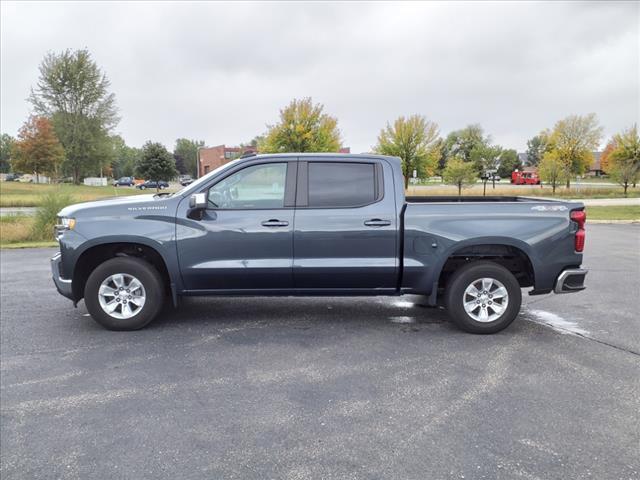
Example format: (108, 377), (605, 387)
(307, 162), (377, 208)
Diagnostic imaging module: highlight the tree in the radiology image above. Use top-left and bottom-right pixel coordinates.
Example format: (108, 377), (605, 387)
(259, 97), (342, 153)
(0, 134), (15, 173)
(136, 142), (177, 191)
(525, 135), (548, 167)
(547, 114), (603, 188)
(110, 135), (141, 178)
(29, 49), (119, 183)
(241, 135), (263, 149)
(608, 125), (640, 196)
(442, 157), (477, 196)
(497, 149), (522, 178)
(442, 124), (488, 165)
(174, 154), (188, 175)
(374, 115), (440, 188)
(432, 138), (447, 175)
(11, 116), (65, 182)
(538, 150), (564, 194)
(474, 144), (502, 190)
(599, 140), (616, 175)
(174, 138), (205, 178)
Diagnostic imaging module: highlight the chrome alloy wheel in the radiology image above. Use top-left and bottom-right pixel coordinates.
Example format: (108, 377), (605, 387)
(98, 273), (146, 320)
(463, 277), (509, 323)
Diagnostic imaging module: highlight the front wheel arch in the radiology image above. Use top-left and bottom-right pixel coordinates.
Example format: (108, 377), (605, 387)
(72, 242), (172, 303)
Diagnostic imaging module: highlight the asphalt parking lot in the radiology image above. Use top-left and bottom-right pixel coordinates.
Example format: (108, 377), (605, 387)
(1, 224), (638, 479)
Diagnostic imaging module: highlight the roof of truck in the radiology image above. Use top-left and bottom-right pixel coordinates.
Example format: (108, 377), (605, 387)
(243, 152), (401, 163)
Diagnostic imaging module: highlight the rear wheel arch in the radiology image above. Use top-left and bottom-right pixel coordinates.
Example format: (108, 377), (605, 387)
(435, 242), (536, 296)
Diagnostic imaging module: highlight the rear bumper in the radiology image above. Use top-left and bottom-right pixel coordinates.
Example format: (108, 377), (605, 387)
(51, 252), (73, 300)
(554, 268), (588, 294)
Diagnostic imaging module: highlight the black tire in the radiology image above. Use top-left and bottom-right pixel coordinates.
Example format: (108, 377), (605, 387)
(445, 261), (522, 334)
(84, 257), (164, 331)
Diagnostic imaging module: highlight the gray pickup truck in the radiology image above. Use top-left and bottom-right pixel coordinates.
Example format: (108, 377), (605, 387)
(52, 153), (587, 333)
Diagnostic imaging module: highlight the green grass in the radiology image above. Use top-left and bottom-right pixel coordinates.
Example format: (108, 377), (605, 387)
(0, 182), (156, 207)
(586, 206), (640, 221)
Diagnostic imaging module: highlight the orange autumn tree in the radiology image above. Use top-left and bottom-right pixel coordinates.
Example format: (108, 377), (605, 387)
(11, 116), (65, 183)
(599, 139), (616, 174)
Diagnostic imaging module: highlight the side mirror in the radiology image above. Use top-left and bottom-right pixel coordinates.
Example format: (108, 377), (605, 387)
(189, 193), (207, 209)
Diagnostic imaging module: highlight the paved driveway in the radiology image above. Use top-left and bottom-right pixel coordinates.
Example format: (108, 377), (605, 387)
(1, 225), (638, 479)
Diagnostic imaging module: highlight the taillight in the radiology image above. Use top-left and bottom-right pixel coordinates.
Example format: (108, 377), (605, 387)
(571, 210), (586, 252)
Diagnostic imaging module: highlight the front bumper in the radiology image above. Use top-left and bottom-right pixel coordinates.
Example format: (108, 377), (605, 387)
(51, 252), (73, 300)
(554, 268), (588, 294)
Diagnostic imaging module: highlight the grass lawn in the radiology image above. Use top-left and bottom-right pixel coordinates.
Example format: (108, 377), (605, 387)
(0, 215), (59, 248)
(1, 241), (58, 249)
(586, 205), (640, 221)
(0, 182), (169, 207)
(406, 183), (640, 199)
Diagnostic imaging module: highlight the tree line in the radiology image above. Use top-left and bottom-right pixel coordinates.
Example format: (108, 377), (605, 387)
(258, 98), (639, 196)
(1, 49), (638, 196)
(0, 49), (203, 184)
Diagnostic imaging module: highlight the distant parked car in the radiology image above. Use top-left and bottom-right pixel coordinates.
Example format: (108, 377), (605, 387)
(113, 176), (135, 187)
(179, 175), (194, 186)
(136, 180), (169, 190)
(4, 173), (22, 182)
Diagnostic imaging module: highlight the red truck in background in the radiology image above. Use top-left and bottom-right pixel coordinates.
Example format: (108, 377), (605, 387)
(511, 169), (541, 185)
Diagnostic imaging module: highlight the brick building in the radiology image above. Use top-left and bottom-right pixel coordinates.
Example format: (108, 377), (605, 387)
(198, 145), (351, 177)
(198, 145), (258, 177)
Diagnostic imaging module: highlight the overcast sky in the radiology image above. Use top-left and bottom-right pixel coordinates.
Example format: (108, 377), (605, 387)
(1, 1), (638, 153)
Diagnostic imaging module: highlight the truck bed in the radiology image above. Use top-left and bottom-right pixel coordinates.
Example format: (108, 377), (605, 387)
(401, 196), (584, 296)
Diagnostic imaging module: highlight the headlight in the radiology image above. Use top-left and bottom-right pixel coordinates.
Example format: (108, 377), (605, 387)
(54, 217), (76, 239)
(58, 217), (76, 230)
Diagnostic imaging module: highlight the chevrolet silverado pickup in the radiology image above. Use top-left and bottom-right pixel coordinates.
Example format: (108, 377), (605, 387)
(52, 153), (587, 333)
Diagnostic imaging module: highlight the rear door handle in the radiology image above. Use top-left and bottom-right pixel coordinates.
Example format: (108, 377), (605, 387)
(261, 219), (289, 227)
(364, 219), (391, 227)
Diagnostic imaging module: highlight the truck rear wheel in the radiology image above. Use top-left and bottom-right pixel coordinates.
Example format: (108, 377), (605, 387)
(445, 261), (521, 334)
(84, 257), (164, 330)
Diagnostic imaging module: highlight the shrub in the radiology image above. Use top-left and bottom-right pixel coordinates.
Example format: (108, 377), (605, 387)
(31, 192), (75, 241)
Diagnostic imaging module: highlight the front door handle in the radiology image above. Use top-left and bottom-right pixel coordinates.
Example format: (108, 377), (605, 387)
(364, 219), (391, 227)
(261, 219), (289, 227)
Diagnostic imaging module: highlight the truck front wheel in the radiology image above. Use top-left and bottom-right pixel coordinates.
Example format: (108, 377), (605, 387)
(84, 257), (164, 330)
(445, 261), (522, 334)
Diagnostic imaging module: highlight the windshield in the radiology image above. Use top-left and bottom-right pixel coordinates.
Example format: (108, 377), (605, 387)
(173, 158), (246, 197)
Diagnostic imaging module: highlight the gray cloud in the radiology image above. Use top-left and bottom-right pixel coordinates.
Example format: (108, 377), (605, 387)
(1, 1), (638, 153)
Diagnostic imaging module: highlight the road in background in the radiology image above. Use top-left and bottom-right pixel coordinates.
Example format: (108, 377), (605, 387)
(1, 225), (638, 479)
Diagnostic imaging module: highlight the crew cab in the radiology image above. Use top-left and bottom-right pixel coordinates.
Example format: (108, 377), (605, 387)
(52, 153), (587, 333)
